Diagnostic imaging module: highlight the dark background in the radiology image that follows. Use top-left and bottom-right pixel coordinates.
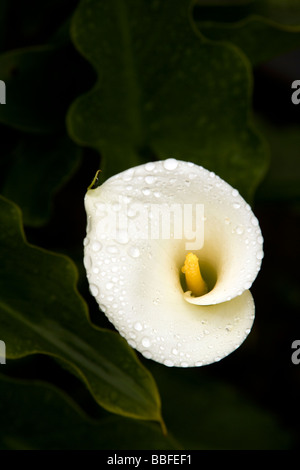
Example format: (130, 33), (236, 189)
(0, 0), (299, 450)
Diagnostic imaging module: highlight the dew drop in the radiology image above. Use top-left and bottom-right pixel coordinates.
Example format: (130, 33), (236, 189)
(106, 245), (119, 254)
(145, 175), (155, 184)
(127, 207), (137, 218)
(106, 282), (114, 290)
(163, 158), (178, 171)
(180, 361), (189, 368)
(134, 322), (143, 331)
(142, 337), (151, 348)
(164, 359), (174, 367)
(145, 162), (155, 171)
(83, 255), (92, 270)
(122, 169), (134, 182)
(121, 195), (132, 204)
(92, 241), (102, 252)
(233, 203), (240, 209)
(142, 351), (152, 359)
(86, 216), (92, 232)
(232, 189), (239, 197)
(89, 284), (99, 297)
(128, 246), (140, 258)
(236, 226), (244, 235)
(172, 348), (178, 355)
(142, 188), (151, 196)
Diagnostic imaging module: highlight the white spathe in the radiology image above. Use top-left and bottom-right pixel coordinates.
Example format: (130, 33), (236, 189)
(84, 159), (263, 367)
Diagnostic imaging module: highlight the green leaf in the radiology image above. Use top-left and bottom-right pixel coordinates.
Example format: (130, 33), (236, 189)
(258, 0), (300, 26)
(0, 133), (81, 227)
(255, 116), (300, 202)
(193, 0), (300, 26)
(193, 3), (300, 66)
(67, 0), (268, 202)
(0, 0), (79, 53)
(148, 363), (293, 449)
(0, 195), (163, 423)
(0, 44), (81, 133)
(0, 375), (177, 450)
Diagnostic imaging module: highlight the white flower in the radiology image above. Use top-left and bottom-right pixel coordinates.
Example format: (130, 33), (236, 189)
(84, 159), (263, 367)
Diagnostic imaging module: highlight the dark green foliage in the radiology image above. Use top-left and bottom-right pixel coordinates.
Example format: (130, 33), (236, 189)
(0, 0), (299, 450)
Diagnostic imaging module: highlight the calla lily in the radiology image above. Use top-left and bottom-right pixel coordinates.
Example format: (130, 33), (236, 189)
(84, 159), (263, 367)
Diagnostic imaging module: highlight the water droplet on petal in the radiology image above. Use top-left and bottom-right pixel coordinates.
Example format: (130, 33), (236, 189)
(134, 322), (143, 331)
(163, 158), (178, 170)
(83, 255), (92, 270)
(142, 337), (151, 348)
(142, 188), (151, 196)
(145, 175), (155, 184)
(145, 162), (155, 171)
(128, 246), (140, 258)
(164, 359), (174, 367)
(92, 241), (102, 252)
(89, 284), (99, 297)
(142, 351), (152, 359)
(106, 245), (119, 254)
